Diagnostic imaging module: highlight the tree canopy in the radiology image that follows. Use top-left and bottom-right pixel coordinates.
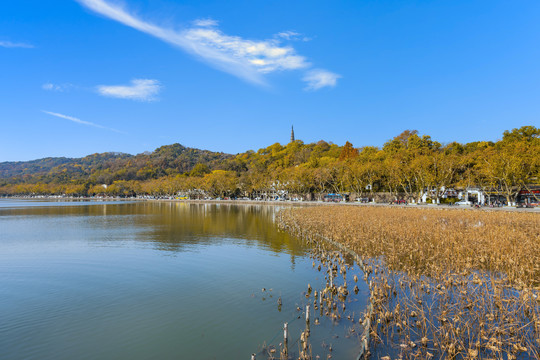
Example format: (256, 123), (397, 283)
(1, 126), (538, 203)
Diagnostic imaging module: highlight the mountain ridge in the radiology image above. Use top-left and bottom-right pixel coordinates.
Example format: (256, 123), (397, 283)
(0, 143), (232, 181)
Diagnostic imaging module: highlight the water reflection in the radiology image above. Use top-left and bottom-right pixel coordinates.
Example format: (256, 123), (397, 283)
(0, 201), (304, 257)
(0, 200), (368, 360)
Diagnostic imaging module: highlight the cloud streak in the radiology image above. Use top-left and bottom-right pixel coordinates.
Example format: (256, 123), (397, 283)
(193, 18), (218, 27)
(97, 79), (161, 101)
(42, 83), (74, 92)
(303, 69), (341, 91)
(42, 110), (125, 134)
(275, 31), (310, 42)
(76, 0), (338, 89)
(0, 40), (34, 48)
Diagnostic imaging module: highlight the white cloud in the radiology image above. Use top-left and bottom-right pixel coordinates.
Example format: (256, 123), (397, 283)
(96, 79), (161, 101)
(193, 18), (218, 27)
(183, 27), (309, 74)
(275, 31), (301, 40)
(42, 110), (125, 134)
(302, 69), (341, 91)
(42, 83), (74, 92)
(0, 40), (34, 48)
(76, 0), (322, 86)
(275, 31), (312, 42)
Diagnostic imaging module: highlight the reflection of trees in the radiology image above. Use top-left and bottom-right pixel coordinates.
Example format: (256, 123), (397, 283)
(0, 202), (306, 257)
(135, 203), (305, 255)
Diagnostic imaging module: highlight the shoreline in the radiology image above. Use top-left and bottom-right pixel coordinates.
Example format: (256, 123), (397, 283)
(3, 196), (539, 213)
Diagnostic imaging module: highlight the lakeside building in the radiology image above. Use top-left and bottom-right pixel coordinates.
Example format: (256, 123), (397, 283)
(517, 186), (540, 206)
(323, 193), (349, 202)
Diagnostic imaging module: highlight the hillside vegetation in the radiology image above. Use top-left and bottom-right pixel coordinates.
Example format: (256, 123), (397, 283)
(1, 126), (539, 201)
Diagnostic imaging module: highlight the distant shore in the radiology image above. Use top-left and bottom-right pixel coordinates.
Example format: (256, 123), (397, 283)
(3, 195), (539, 213)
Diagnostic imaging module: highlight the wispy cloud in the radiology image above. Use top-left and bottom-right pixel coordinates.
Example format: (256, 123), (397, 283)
(0, 40), (34, 48)
(41, 79), (161, 100)
(42, 83), (74, 92)
(275, 31), (310, 42)
(42, 110), (126, 134)
(193, 18), (218, 27)
(275, 31), (300, 40)
(183, 27), (309, 74)
(302, 69), (341, 91)
(96, 79), (161, 101)
(76, 0), (333, 88)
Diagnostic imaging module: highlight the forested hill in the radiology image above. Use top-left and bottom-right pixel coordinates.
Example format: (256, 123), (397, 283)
(0, 143), (232, 183)
(1, 126), (538, 202)
(0, 153), (131, 179)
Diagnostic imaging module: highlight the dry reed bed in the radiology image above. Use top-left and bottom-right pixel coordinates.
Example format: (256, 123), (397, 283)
(278, 206), (540, 359)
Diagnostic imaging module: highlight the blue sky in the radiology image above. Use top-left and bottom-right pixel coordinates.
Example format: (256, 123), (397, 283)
(1, 0), (540, 161)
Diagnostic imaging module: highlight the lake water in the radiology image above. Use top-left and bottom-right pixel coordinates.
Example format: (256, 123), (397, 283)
(0, 199), (370, 360)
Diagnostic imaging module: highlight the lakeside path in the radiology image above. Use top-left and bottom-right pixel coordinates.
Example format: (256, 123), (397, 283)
(148, 198), (540, 213)
(4, 196), (540, 213)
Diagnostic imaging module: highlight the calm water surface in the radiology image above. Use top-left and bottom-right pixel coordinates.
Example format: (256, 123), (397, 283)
(0, 199), (369, 360)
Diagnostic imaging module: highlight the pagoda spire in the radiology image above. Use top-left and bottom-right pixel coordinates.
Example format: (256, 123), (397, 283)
(290, 125), (295, 142)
